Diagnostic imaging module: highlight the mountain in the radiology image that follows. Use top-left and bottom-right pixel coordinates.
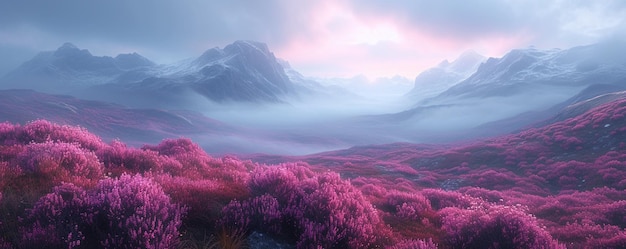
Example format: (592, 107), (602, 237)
(1, 41), (307, 108)
(377, 42), (626, 136)
(179, 40), (296, 102)
(0, 43), (155, 93)
(406, 50), (486, 101)
(437, 41), (626, 100)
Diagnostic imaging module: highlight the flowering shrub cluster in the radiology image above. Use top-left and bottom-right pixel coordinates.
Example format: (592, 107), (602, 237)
(20, 174), (185, 249)
(384, 191), (432, 221)
(18, 141), (103, 182)
(248, 97), (626, 248)
(440, 203), (565, 249)
(221, 164), (387, 249)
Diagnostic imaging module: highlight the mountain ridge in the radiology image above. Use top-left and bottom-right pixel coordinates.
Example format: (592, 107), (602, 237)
(1, 40), (306, 107)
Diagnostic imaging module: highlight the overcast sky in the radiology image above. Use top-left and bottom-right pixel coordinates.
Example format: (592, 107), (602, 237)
(1, 0), (625, 79)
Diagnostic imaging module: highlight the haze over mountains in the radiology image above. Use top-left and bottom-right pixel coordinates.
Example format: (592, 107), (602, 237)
(379, 40), (626, 141)
(1, 40), (626, 154)
(2, 41), (311, 109)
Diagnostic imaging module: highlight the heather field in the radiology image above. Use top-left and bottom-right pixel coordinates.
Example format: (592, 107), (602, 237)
(0, 98), (625, 248)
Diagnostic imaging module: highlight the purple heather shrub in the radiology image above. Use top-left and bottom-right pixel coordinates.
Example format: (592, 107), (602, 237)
(152, 173), (249, 226)
(222, 164), (384, 249)
(98, 140), (177, 173)
(387, 239), (438, 249)
(143, 138), (205, 158)
(550, 221), (623, 247)
(247, 164), (303, 201)
(20, 174), (185, 249)
(19, 221), (63, 249)
(19, 120), (104, 150)
(143, 138), (210, 172)
(20, 183), (93, 248)
(17, 141), (103, 181)
(0, 122), (18, 146)
(440, 203), (565, 249)
(587, 232), (626, 248)
(0, 162), (23, 190)
(385, 191), (432, 221)
(221, 194), (282, 234)
(420, 188), (475, 210)
(92, 174), (186, 249)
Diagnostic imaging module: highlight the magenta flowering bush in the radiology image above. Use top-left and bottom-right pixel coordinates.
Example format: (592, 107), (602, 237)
(0, 122), (18, 146)
(92, 174), (186, 249)
(221, 164), (385, 249)
(18, 120), (105, 150)
(96, 140), (180, 173)
(19, 183), (93, 248)
(17, 141), (103, 181)
(440, 203), (565, 249)
(384, 191), (432, 221)
(20, 174), (186, 249)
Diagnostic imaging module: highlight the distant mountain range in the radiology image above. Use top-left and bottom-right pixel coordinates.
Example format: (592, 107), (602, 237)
(407, 50), (486, 101)
(2, 43), (155, 91)
(1, 41), (310, 108)
(1, 40), (625, 153)
(438, 41), (626, 100)
(376, 41), (626, 140)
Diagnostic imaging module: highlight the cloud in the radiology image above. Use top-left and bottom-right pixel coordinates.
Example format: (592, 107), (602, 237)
(348, 0), (626, 47)
(0, 1), (319, 59)
(0, 0), (624, 78)
(350, 0), (526, 39)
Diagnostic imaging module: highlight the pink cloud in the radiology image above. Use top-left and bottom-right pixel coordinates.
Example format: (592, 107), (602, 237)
(273, 1), (530, 79)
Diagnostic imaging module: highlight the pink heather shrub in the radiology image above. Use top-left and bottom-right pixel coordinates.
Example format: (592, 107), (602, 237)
(385, 191), (432, 221)
(221, 164), (385, 249)
(420, 188), (475, 210)
(440, 203), (565, 249)
(587, 233), (626, 248)
(97, 140), (180, 174)
(19, 120), (105, 150)
(151, 173), (249, 227)
(387, 239), (438, 249)
(142, 138), (210, 174)
(0, 122), (18, 146)
(20, 174), (185, 249)
(143, 138), (206, 159)
(0, 161), (23, 190)
(221, 194), (282, 234)
(17, 141), (103, 182)
(20, 183), (93, 248)
(601, 200), (626, 228)
(93, 174), (186, 249)
(550, 221), (623, 247)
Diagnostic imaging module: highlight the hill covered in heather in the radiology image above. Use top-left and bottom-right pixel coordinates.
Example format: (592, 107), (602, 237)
(1, 97), (625, 248)
(247, 96), (626, 248)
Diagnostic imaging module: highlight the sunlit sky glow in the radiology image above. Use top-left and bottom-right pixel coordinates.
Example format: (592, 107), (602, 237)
(1, 0), (625, 79)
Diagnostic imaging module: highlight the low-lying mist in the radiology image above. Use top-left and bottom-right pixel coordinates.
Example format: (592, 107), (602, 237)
(187, 83), (587, 155)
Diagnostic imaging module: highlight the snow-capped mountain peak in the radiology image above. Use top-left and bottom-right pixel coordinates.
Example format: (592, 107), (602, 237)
(406, 50), (486, 100)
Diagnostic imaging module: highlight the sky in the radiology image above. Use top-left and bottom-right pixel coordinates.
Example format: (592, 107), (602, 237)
(0, 0), (625, 79)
